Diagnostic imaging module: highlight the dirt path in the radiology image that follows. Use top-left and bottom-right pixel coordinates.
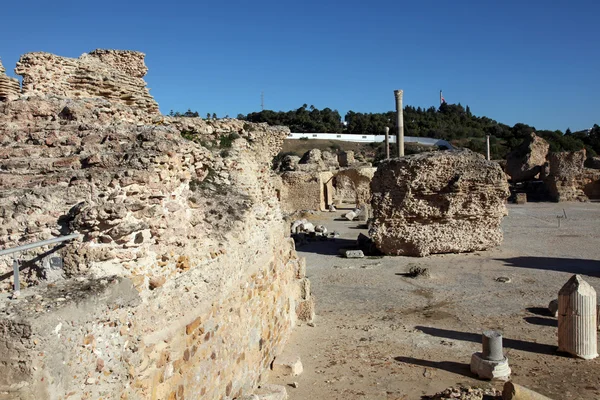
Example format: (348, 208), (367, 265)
(270, 203), (600, 399)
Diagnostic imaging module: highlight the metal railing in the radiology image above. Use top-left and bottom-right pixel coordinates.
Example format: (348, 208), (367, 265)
(1, 233), (81, 294)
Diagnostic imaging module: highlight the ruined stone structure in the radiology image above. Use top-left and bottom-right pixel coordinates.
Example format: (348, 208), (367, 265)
(370, 150), (510, 257)
(0, 59), (20, 101)
(333, 167), (376, 206)
(15, 50), (159, 116)
(279, 171), (334, 212)
(543, 149), (594, 202)
(0, 51), (312, 399)
(505, 133), (549, 182)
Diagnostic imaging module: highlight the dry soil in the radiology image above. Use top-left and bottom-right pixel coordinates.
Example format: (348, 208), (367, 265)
(269, 202), (600, 399)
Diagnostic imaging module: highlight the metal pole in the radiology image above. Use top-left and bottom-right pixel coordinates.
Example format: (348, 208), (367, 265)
(13, 259), (19, 292)
(486, 135), (491, 160)
(0, 233), (81, 257)
(384, 127), (390, 160)
(394, 90), (404, 157)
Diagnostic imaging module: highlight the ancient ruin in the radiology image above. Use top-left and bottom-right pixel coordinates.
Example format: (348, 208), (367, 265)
(0, 50), (311, 399)
(505, 132), (549, 182)
(15, 50), (159, 117)
(370, 149), (510, 256)
(0, 59), (20, 101)
(557, 275), (598, 359)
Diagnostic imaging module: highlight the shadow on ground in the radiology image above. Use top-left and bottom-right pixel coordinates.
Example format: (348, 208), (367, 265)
(415, 326), (561, 356)
(295, 238), (356, 256)
(496, 257), (600, 277)
(524, 316), (557, 327)
(526, 307), (552, 317)
(394, 356), (472, 378)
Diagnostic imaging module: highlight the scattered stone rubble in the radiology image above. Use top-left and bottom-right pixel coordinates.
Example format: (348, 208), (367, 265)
(0, 49), (311, 400)
(370, 149), (510, 256)
(423, 386), (501, 400)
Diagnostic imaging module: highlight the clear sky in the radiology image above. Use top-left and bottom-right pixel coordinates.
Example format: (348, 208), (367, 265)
(1, 0), (598, 131)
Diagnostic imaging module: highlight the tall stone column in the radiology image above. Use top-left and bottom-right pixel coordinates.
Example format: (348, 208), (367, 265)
(486, 135), (491, 160)
(384, 127), (390, 160)
(394, 90), (404, 157)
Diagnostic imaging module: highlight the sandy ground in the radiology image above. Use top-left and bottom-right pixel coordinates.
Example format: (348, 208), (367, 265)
(269, 202), (600, 399)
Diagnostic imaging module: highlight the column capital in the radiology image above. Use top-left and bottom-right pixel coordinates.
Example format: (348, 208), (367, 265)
(394, 89), (403, 101)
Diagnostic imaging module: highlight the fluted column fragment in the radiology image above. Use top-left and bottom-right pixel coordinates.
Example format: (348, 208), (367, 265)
(557, 274), (598, 359)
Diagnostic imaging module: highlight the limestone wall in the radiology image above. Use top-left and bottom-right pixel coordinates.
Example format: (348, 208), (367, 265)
(0, 96), (311, 399)
(279, 171), (333, 212)
(0, 59), (20, 101)
(14, 50), (159, 115)
(543, 150), (589, 202)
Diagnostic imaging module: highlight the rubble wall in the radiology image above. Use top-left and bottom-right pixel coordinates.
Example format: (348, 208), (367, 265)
(14, 50), (159, 116)
(0, 96), (310, 399)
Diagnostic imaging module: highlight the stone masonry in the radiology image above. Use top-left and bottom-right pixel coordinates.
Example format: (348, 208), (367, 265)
(0, 50), (312, 399)
(15, 50), (159, 116)
(0, 59), (20, 101)
(370, 150), (510, 257)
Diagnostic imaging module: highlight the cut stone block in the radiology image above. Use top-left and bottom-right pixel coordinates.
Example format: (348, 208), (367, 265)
(339, 249), (364, 258)
(515, 192), (527, 204)
(344, 211), (356, 221)
(255, 384), (288, 400)
(272, 354), (303, 376)
(502, 382), (554, 400)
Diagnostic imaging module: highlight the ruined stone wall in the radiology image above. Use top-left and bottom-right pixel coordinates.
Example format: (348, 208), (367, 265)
(543, 150), (589, 202)
(0, 59), (20, 101)
(15, 50), (159, 115)
(334, 167), (376, 207)
(0, 96), (311, 399)
(279, 171), (332, 212)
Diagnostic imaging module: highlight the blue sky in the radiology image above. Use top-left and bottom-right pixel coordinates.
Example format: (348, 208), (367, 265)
(1, 0), (598, 131)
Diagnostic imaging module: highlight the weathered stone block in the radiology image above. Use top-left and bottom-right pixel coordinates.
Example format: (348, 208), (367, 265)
(506, 133), (549, 182)
(272, 354), (303, 376)
(515, 192), (527, 204)
(254, 384), (288, 400)
(370, 150), (510, 256)
(296, 297), (315, 322)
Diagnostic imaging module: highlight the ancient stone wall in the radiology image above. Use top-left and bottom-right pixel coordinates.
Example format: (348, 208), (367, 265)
(543, 150), (589, 202)
(0, 95), (311, 399)
(370, 150), (510, 256)
(334, 167), (376, 207)
(0, 59), (20, 101)
(505, 133), (549, 182)
(15, 50), (159, 115)
(279, 171), (333, 212)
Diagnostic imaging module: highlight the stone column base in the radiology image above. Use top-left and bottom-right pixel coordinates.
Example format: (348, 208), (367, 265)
(470, 352), (511, 380)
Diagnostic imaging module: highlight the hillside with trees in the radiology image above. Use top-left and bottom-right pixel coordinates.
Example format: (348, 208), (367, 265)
(173, 104), (600, 160)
